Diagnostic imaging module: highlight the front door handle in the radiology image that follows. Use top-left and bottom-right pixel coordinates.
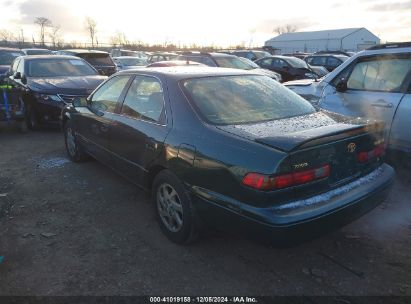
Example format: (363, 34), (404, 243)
(371, 100), (393, 108)
(145, 138), (158, 150)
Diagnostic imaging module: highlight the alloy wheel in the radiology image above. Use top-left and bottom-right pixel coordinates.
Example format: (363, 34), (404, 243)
(156, 183), (184, 232)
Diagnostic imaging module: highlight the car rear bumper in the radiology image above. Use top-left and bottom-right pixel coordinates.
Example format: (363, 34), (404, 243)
(190, 163), (394, 244)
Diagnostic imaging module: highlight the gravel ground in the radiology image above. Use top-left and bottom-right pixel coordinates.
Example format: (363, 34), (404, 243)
(0, 129), (410, 296)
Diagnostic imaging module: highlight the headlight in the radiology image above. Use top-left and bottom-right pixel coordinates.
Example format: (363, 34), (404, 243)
(34, 94), (63, 103)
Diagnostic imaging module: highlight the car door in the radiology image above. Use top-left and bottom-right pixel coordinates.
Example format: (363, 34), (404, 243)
(273, 59), (292, 81)
(109, 75), (170, 186)
(320, 53), (411, 139)
(389, 77), (411, 152)
(75, 75), (131, 164)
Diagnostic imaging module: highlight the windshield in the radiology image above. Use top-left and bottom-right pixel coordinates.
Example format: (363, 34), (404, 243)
(238, 57), (260, 69)
(27, 58), (98, 77)
(214, 56), (254, 70)
(0, 50), (23, 65)
(118, 58), (147, 66)
(78, 54), (114, 66)
(285, 57), (309, 69)
(182, 75), (315, 125)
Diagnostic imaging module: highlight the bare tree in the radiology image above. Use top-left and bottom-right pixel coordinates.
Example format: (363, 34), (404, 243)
(274, 24), (298, 35)
(85, 17), (97, 47)
(48, 25), (61, 48)
(0, 29), (15, 43)
(110, 31), (128, 47)
(34, 17), (52, 45)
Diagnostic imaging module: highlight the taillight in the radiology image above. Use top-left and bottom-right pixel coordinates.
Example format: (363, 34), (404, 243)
(357, 143), (385, 163)
(242, 164), (330, 191)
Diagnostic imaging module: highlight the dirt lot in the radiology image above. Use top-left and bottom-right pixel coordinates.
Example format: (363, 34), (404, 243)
(0, 129), (410, 296)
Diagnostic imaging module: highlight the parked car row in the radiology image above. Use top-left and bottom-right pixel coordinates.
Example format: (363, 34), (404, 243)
(284, 42), (411, 160)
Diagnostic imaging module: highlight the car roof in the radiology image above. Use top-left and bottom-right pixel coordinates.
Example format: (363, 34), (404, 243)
(0, 47), (23, 52)
(179, 52), (235, 58)
(59, 49), (109, 55)
(116, 66), (259, 80)
(22, 48), (50, 51)
(113, 56), (146, 59)
(22, 55), (86, 61)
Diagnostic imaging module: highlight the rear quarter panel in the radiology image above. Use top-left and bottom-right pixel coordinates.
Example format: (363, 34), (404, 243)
(389, 93), (411, 153)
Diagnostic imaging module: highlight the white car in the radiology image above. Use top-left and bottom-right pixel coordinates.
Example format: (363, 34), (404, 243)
(284, 43), (411, 158)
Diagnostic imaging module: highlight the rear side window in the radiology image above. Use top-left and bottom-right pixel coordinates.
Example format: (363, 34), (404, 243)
(327, 57), (342, 68)
(80, 54), (114, 66)
(121, 76), (165, 123)
(91, 76), (130, 113)
(182, 75), (315, 125)
(347, 57), (411, 92)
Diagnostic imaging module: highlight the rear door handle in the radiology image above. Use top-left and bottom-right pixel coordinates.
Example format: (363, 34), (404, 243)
(371, 100), (393, 108)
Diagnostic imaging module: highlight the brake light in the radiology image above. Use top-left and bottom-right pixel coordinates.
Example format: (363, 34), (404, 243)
(357, 143), (385, 163)
(242, 164), (330, 191)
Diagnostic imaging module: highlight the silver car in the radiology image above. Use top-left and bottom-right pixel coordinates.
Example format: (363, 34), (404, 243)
(284, 43), (411, 156)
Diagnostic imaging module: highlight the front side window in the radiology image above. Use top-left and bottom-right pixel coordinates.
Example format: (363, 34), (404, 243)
(182, 75), (315, 125)
(121, 76), (165, 123)
(91, 76), (130, 113)
(11, 58), (20, 73)
(327, 57), (342, 68)
(347, 56), (411, 92)
(311, 56), (327, 66)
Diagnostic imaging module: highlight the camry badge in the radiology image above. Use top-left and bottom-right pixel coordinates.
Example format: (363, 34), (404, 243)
(347, 143), (356, 153)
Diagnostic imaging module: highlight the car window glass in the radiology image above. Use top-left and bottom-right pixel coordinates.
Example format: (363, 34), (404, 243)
(121, 76), (165, 123)
(11, 58), (20, 73)
(347, 58), (411, 92)
(259, 58), (272, 67)
(327, 57), (341, 67)
(183, 75), (315, 125)
(91, 76), (130, 113)
(311, 56), (327, 66)
(272, 59), (283, 68)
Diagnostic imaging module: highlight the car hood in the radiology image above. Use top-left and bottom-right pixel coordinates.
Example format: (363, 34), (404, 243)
(27, 75), (107, 94)
(217, 111), (364, 152)
(284, 79), (326, 103)
(0, 65), (9, 75)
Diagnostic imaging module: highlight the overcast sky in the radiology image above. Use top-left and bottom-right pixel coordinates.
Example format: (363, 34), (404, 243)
(0, 0), (410, 47)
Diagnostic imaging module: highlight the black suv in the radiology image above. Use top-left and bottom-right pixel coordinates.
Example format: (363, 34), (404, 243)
(304, 54), (349, 72)
(56, 49), (117, 76)
(7, 55), (106, 129)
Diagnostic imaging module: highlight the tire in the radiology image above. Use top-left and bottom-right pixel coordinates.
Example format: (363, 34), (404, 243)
(64, 119), (88, 162)
(152, 170), (199, 244)
(26, 105), (39, 130)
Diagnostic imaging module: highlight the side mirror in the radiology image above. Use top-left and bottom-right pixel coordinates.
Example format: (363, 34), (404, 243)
(73, 96), (88, 107)
(335, 78), (348, 92)
(21, 75), (27, 85)
(13, 72), (21, 79)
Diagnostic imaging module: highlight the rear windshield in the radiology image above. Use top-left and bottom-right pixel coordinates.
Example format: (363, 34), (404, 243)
(214, 56), (254, 70)
(27, 59), (98, 77)
(286, 57), (309, 69)
(25, 49), (52, 55)
(79, 54), (114, 66)
(0, 50), (23, 65)
(182, 75), (315, 125)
